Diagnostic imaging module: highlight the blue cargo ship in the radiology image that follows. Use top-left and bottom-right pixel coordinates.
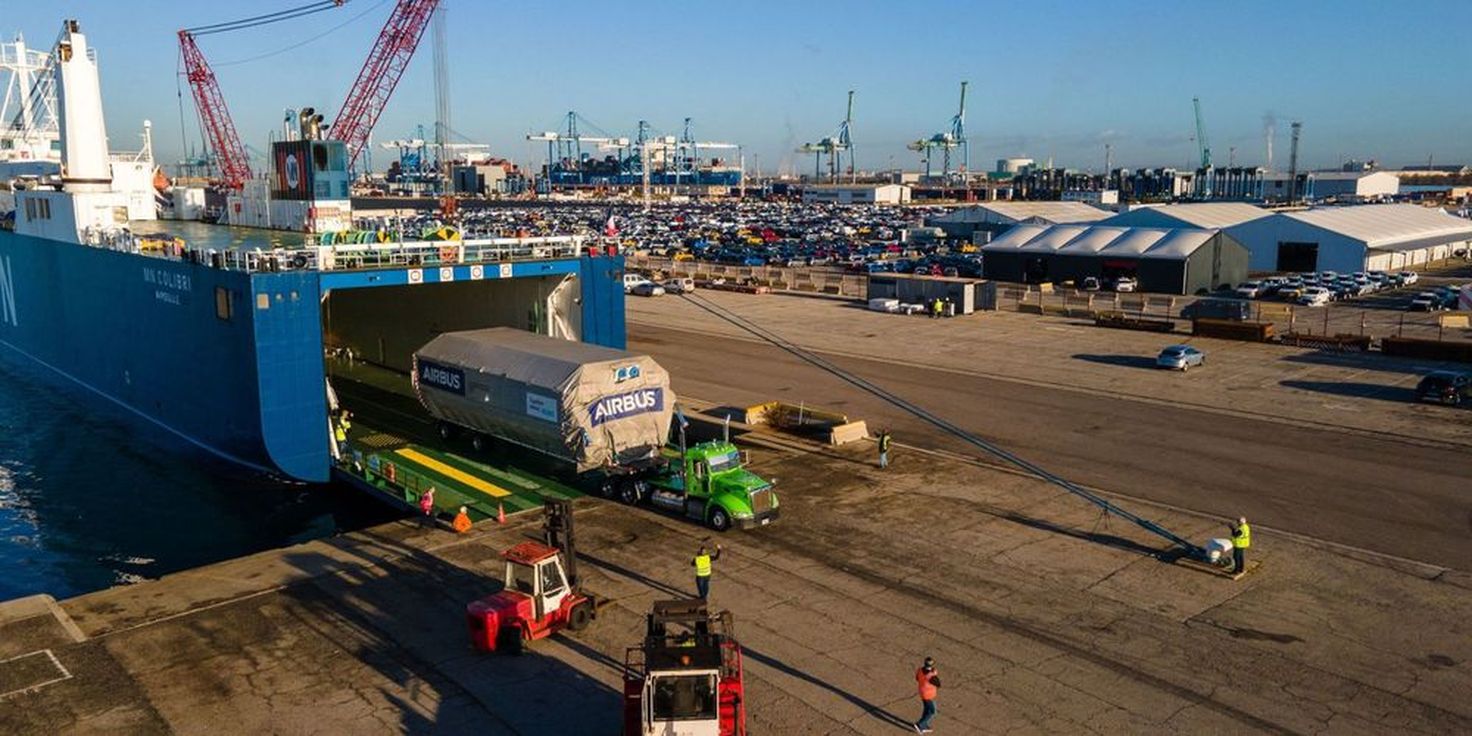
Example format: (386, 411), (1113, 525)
(0, 21), (626, 483)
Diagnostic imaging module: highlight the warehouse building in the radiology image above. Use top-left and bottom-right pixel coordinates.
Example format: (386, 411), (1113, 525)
(980, 225), (1248, 295)
(1309, 171), (1399, 202)
(1103, 202), (1269, 230)
(801, 183), (911, 205)
(928, 201), (1112, 242)
(1224, 204), (1472, 272)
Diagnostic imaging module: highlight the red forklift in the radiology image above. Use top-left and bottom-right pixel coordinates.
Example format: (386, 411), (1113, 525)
(622, 599), (746, 736)
(466, 500), (596, 654)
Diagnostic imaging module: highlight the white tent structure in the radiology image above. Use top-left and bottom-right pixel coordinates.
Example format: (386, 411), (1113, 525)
(1225, 204), (1472, 272)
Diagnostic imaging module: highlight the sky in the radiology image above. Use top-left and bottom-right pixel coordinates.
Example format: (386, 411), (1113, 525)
(7, 0), (1471, 175)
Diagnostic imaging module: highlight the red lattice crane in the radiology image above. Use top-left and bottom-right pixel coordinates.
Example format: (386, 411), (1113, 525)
(178, 2), (345, 188)
(333, 0), (440, 173)
(178, 30), (253, 189)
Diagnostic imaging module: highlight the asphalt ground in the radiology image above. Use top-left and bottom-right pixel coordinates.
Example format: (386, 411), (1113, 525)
(626, 293), (1472, 570)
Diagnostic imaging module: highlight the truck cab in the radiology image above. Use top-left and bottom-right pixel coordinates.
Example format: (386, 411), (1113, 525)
(645, 441), (779, 531)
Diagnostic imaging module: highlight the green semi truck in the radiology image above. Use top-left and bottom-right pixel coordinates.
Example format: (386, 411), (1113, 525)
(413, 328), (778, 531)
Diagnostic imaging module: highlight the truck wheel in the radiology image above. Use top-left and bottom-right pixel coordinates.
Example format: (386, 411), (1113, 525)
(497, 626), (523, 656)
(567, 601), (593, 632)
(618, 479), (642, 506)
(708, 507), (732, 532)
(471, 434), (487, 453)
(598, 478), (618, 499)
(438, 422), (454, 440)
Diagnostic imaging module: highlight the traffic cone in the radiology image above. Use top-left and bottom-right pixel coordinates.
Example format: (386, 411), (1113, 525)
(497, 502), (506, 525)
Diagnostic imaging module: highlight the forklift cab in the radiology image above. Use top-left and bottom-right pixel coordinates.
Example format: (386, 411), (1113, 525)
(503, 542), (571, 621)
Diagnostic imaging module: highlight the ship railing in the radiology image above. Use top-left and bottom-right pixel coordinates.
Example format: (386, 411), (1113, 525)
(302, 236), (588, 272)
(93, 232), (595, 273)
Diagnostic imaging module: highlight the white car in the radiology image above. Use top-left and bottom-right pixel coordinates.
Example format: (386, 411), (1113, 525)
(661, 277), (695, 294)
(1234, 281), (1264, 298)
(1112, 277), (1137, 293)
(1399, 271), (1420, 286)
(1297, 286), (1332, 306)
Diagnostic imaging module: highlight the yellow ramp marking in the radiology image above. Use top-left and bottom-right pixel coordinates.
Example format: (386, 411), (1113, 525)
(394, 448), (510, 497)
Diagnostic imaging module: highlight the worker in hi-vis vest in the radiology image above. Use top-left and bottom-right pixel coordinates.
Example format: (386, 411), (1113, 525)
(1230, 517), (1251, 573)
(333, 410), (352, 459)
(692, 543), (722, 600)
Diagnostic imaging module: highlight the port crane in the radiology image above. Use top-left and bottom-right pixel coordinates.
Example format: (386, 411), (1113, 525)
(1192, 96), (1212, 198)
(907, 81), (969, 182)
(179, 0), (440, 187)
(798, 90), (854, 183)
(526, 112), (627, 188)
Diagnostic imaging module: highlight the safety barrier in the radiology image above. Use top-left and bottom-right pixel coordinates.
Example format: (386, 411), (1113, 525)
(1381, 336), (1472, 363)
(1278, 333), (1373, 351)
(1192, 318), (1276, 342)
(1094, 312), (1176, 333)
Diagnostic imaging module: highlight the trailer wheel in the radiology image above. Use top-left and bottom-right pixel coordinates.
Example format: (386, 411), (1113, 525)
(598, 478), (618, 499)
(618, 479), (642, 505)
(471, 434), (487, 453)
(567, 601), (593, 632)
(438, 422), (454, 440)
(708, 507), (732, 532)
(497, 626), (523, 656)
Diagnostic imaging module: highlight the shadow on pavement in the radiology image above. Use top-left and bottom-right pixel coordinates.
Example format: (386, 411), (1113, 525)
(1071, 353), (1160, 370)
(997, 509), (1180, 561)
(1279, 380), (1418, 403)
(579, 551), (692, 600)
(1278, 351), (1441, 375)
(742, 646), (915, 730)
(277, 527), (619, 734)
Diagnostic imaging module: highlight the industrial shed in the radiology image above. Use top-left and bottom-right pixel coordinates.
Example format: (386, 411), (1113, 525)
(929, 201), (1111, 242)
(801, 183), (911, 205)
(1224, 204), (1472, 273)
(1102, 202), (1269, 230)
(981, 225), (1249, 295)
(1310, 171), (1400, 202)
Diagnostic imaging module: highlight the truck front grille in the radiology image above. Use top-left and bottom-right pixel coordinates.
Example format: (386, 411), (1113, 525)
(748, 487), (773, 514)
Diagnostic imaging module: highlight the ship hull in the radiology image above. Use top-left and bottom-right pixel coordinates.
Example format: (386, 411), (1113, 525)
(0, 231), (626, 483)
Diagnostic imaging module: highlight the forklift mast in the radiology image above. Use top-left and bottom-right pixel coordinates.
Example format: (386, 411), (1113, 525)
(543, 499), (577, 588)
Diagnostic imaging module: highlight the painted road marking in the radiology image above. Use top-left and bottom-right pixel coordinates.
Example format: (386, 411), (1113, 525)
(0, 649), (72, 700)
(395, 448), (510, 497)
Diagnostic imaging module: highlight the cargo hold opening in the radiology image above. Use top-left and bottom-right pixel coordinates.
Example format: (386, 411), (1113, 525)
(322, 274), (582, 374)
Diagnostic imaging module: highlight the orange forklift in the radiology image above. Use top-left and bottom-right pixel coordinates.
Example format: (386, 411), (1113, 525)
(622, 599), (746, 736)
(466, 500), (596, 654)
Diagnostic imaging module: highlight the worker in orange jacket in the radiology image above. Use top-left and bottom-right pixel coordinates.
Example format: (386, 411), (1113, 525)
(452, 506), (473, 534)
(913, 656), (940, 733)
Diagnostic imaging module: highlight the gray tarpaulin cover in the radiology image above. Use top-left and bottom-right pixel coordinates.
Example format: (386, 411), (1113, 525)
(413, 328), (675, 472)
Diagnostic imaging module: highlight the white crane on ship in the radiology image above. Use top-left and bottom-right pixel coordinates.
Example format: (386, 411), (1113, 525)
(0, 33), (60, 164)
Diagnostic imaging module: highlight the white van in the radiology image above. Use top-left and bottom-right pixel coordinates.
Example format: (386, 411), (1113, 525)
(623, 273), (652, 293)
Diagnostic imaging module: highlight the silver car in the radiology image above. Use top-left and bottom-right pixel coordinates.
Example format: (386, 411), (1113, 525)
(1156, 344), (1206, 371)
